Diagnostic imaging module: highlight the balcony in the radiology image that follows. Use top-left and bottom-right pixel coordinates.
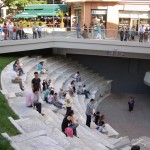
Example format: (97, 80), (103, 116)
(65, 0), (150, 3)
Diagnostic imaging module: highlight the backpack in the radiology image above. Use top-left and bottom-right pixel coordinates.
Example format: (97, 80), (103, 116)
(65, 127), (73, 137)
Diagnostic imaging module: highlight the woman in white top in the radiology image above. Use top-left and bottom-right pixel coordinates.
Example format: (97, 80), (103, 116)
(47, 90), (55, 103)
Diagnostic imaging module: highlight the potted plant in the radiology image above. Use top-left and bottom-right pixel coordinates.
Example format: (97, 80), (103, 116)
(57, 9), (65, 28)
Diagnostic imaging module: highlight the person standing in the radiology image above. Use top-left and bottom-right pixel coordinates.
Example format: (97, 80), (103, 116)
(144, 27), (149, 43)
(7, 22), (13, 40)
(85, 99), (95, 128)
(18, 22), (23, 39)
(83, 24), (88, 39)
(96, 23), (101, 39)
(76, 23), (80, 38)
(124, 28), (130, 41)
(119, 26), (124, 41)
(32, 22), (37, 39)
(37, 23), (42, 38)
(131, 27), (136, 41)
(88, 24), (94, 39)
(64, 91), (73, 115)
(139, 25), (144, 43)
(26, 88), (44, 115)
(128, 96), (135, 112)
(31, 72), (42, 100)
(3, 23), (8, 40)
(101, 24), (106, 39)
(13, 24), (17, 40)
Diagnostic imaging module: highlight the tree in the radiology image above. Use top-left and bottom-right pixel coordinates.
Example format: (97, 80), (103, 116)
(0, 0), (47, 9)
(57, 9), (68, 28)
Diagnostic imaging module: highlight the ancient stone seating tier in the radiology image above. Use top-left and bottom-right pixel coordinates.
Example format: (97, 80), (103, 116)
(2, 55), (146, 150)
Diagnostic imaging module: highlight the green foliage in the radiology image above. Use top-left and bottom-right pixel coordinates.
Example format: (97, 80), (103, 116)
(0, 18), (4, 24)
(0, 56), (20, 149)
(0, 135), (14, 150)
(57, 9), (65, 18)
(0, 56), (20, 135)
(3, 0), (47, 10)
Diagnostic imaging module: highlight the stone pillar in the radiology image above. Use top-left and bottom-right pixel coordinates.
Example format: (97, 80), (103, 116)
(107, 5), (119, 39)
(84, 2), (91, 27)
(1, 7), (8, 19)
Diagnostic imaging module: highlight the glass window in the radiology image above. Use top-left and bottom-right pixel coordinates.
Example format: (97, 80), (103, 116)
(91, 10), (107, 27)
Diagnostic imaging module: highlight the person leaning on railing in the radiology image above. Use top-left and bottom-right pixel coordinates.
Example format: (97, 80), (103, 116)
(32, 22), (37, 39)
(130, 27), (136, 41)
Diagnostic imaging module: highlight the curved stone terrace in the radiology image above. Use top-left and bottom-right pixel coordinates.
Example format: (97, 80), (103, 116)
(1, 55), (150, 150)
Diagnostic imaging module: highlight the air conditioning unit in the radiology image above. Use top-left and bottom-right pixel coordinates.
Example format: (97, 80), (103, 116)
(144, 71), (150, 87)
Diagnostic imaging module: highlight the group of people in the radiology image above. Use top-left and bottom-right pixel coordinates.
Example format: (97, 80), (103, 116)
(0, 21), (46, 40)
(1, 22), (28, 40)
(119, 26), (150, 42)
(76, 23), (106, 40)
(10, 59), (141, 150)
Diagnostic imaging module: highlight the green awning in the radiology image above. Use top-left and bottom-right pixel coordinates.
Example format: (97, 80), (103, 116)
(15, 4), (67, 18)
(15, 14), (37, 18)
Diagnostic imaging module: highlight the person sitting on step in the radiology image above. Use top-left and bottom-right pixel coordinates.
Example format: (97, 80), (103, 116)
(37, 61), (48, 74)
(68, 80), (76, 93)
(26, 88), (44, 116)
(97, 114), (105, 126)
(131, 145), (140, 150)
(74, 71), (81, 83)
(82, 85), (90, 98)
(59, 88), (66, 99)
(53, 93), (64, 109)
(93, 111), (101, 125)
(13, 59), (24, 76)
(43, 86), (52, 102)
(61, 110), (79, 138)
(42, 79), (47, 92)
(47, 90), (55, 104)
(97, 123), (108, 134)
(11, 70), (24, 91)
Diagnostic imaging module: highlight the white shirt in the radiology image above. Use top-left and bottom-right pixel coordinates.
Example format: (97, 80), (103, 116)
(98, 126), (107, 133)
(37, 26), (43, 31)
(8, 24), (14, 31)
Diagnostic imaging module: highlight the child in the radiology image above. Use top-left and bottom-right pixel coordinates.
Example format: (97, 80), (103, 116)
(42, 79), (47, 91)
(13, 24), (17, 40)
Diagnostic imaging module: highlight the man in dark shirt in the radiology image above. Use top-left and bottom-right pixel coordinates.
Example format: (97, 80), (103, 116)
(31, 72), (41, 99)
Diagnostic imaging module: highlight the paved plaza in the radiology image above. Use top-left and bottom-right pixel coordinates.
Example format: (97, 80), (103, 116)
(97, 93), (150, 139)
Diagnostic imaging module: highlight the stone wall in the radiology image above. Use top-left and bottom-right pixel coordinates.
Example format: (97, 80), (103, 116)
(67, 54), (150, 94)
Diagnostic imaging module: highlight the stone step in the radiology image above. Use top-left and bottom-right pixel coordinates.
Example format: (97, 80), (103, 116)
(14, 135), (65, 150)
(11, 130), (47, 142)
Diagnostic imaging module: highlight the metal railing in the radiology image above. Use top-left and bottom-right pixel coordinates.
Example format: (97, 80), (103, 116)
(0, 27), (150, 43)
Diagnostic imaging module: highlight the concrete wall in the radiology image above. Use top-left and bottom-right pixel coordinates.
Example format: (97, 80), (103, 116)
(67, 54), (150, 94)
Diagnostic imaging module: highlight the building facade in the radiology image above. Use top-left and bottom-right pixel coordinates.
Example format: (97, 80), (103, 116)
(66, 0), (150, 35)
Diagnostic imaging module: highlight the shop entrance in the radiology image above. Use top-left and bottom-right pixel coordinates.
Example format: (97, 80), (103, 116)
(131, 19), (139, 31)
(71, 16), (78, 30)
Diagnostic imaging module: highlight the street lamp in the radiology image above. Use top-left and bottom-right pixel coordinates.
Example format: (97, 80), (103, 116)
(53, 0), (54, 37)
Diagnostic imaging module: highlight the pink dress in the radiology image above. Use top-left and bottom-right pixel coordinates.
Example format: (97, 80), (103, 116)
(26, 92), (34, 106)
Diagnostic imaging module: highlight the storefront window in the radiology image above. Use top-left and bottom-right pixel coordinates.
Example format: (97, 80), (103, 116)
(140, 19), (149, 28)
(119, 18), (130, 29)
(91, 10), (107, 27)
(75, 9), (81, 25)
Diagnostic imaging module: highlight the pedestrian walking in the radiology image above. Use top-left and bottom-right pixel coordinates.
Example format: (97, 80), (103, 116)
(76, 23), (80, 38)
(96, 23), (102, 39)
